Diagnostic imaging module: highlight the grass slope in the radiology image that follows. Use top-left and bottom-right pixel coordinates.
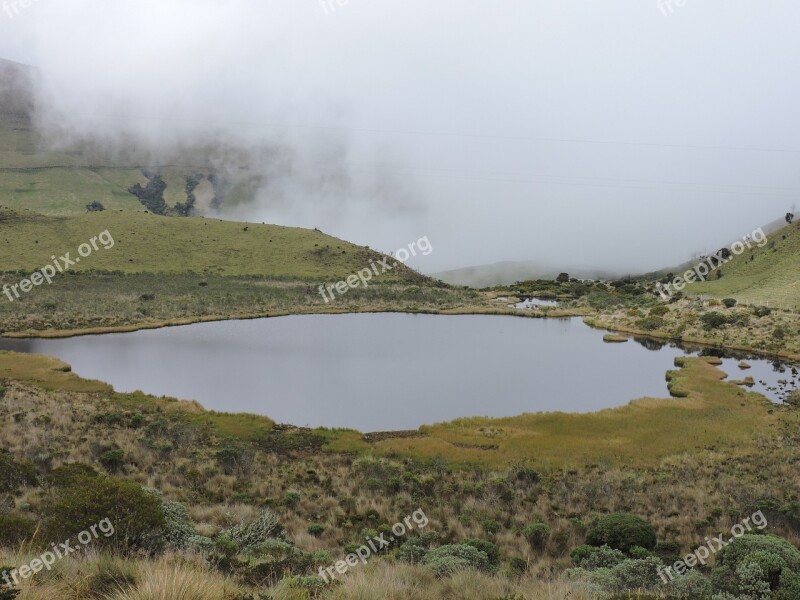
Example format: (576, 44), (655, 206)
(0, 206), (420, 281)
(0, 111), (211, 215)
(686, 221), (800, 310)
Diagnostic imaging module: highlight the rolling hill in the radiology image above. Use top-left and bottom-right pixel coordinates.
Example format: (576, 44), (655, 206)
(0, 206), (424, 281)
(685, 220), (800, 310)
(433, 260), (620, 287)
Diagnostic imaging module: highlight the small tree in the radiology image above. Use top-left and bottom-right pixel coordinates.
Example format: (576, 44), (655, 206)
(556, 273), (570, 283)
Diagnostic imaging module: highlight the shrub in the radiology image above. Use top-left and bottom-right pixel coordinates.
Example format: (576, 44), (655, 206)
(481, 519), (503, 535)
(463, 539), (501, 567)
(571, 544), (597, 566)
(628, 546), (653, 559)
(282, 492), (301, 509)
(586, 513), (657, 553)
(653, 540), (682, 564)
(0, 570), (18, 599)
(663, 569), (714, 598)
(722, 298), (738, 308)
(99, 449), (126, 472)
(0, 452), (37, 493)
(47, 463), (99, 487)
(156, 496), (195, 549)
(711, 534), (800, 597)
(701, 312), (730, 330)
(753, 306), (773, 317)
(285, 576), (327, 597)
(236, 539), (312, 586)
(398, 534), (436, 564)
(636, 316), (665, 331)
(510, 556), (528, 575)
(43, 477), (166, 552)
(572, 544), (627, 569)
(223, 509), (285, 550)
(522, 523), (551, 551)
(424, 544), (492, 576)
(649, 305), (669, 316)
(605, 556), (663, 592)
(0, 514), (37, 546)
(215, 443), (254, 476)
(307, 523), (326, 537)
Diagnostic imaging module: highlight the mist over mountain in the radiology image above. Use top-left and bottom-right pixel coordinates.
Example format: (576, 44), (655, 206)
(1, 1), (799, 273)
(433, 261), (622, 287)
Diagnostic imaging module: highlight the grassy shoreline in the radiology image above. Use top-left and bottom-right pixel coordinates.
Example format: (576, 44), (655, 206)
(0, 304), (590, 339)
(585, 318), (800, 363)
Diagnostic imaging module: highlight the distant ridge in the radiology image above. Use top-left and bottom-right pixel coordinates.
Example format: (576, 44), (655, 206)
(432, 260), (621, 287)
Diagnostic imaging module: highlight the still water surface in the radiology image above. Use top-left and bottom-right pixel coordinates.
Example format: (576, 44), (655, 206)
(0, 314), (793, 431)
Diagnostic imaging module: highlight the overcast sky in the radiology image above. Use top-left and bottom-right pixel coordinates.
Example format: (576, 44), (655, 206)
(1, 1), (798, 273)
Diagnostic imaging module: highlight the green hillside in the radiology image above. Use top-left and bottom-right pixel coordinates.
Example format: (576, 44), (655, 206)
(0, 60), (219, 217)
(0, 206), (417, 281)
(0, 117), (215, 216)
(686, 221), (800, 310)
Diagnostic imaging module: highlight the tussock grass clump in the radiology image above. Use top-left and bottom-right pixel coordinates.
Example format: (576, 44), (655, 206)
(101, 558), (234, 600)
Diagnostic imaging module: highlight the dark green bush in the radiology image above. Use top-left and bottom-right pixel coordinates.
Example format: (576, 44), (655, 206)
(700, 312), (730, 330)
(98, 449), (126, 473)
(481, 519), (502, 535)
(43, 477), (166, 552)
(509, 556), (528, 575)
(463, 539), (501, 566)
(636, 317), (665, 332)
(0, 569), (18, 599)
(722, 298), (738, 308)
(753, 306), (773, 317)
(0, 515), (37, 546)
(307, 523), (325, 537)
(522, 523), (551, 551)
(47, 463), (99, 487)
(0, 452), (37, 493)
(586, 513), (656, 553)
(570, 544), (596, 565)
(282, 492), (301, 509)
